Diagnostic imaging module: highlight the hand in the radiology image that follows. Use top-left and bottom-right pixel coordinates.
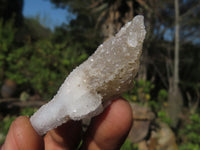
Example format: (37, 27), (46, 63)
(1, 98), (132, 150)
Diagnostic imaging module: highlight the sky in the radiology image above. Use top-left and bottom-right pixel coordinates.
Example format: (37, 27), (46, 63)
(23, 0), (75, 31)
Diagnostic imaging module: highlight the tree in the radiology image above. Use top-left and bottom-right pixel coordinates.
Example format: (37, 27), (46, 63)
(167, 0), (183, 128)
(0, 0), (23, 26)
(50, 0), (102, 55)
(88, 0), (140, 39)
(50, 0), (200, 102)
(50, 0), (142, 52)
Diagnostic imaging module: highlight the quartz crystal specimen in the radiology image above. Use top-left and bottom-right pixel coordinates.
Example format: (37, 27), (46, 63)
(30, 15), (146, 135)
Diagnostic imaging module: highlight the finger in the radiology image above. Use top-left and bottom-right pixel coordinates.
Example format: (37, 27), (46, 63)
(44, 120), (82, 150)
(3, 116), (44, 150)
(81, 98), (133, 150)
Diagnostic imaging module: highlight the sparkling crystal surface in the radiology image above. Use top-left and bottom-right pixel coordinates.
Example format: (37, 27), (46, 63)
(30, 15), (146, 135)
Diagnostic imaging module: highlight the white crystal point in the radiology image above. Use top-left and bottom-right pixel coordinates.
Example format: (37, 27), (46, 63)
(30, 15), (146, 135)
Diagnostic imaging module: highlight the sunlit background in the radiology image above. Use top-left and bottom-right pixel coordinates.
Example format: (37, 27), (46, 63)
(23, 0), (74, 30)
(0, 0), (200, 149)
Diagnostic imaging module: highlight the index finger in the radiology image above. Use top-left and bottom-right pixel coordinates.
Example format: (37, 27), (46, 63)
(81, 98), (133, 150)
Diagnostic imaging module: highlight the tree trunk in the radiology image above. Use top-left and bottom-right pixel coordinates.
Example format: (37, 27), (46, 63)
(174, 0), (180, 90)
(167, 0), (183, 128)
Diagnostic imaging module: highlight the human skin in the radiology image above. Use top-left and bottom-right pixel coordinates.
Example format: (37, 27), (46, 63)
(1, 98), (132, 150)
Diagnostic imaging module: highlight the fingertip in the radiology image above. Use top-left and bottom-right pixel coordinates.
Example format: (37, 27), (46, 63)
(3, 116), (44, 150)
(82, 98), (133, 150)
(103, 98), (133, 142)
(110, 98), (133, 127)
(95, 98), (133, 136)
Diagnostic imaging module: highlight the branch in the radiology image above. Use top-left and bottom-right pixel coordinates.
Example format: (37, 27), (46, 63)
(0, 98), (46, 108)
(180, 2), (200, 21)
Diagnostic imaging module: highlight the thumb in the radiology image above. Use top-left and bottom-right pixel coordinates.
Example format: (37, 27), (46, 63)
(3, 116), (43, 150)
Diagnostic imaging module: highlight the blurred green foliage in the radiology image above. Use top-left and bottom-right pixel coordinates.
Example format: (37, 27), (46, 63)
(157, 111), (171, 125)
(123, 80), (172, 125)
(0, 19), (15, 52)
(0, 19), (16, 85)
(179, 113), (200, 150)
(0, 115), (16, 145)
(1, 0), (200, 149)
(120, 140), (139, 150)
(157, 89), (168, 102)
(0, 17), (89, 99)
(20, 107), (37, 116)
(5, 39), (88, 98)
(0, 107), (37, 145)
(123, 80), (154, 103)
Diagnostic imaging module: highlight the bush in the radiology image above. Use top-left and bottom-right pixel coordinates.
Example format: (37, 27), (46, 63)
(2, 37), (88, 98)
(179, 113), (200, 150)
(0, 17), (89, 99)
(0, 115), (16, 145)
(20, 107), (37, 116)
(123, 80), (154, 103)
(0, 18), (16, 85)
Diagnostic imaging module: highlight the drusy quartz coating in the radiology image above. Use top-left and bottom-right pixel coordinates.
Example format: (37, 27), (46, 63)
(30, 15), (146, 135)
